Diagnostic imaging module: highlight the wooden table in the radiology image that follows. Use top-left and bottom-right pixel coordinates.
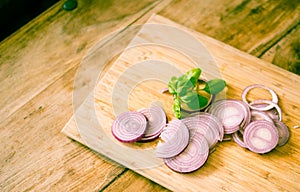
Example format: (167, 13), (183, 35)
(1, 0), (299, 191)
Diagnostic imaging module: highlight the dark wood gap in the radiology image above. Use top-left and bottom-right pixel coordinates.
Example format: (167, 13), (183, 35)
(257, 21), (300, 58)
(0, 0), (60, 41)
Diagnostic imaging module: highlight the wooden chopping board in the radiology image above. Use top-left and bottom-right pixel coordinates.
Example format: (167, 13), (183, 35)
(62, 14), (300, 192)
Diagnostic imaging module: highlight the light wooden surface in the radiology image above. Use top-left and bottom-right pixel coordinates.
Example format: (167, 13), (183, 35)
(1, 0), (300, 191)
(62, 14), (300, 192)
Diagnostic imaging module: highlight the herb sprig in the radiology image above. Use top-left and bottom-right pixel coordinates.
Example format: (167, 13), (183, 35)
(168, 68), (226, 119)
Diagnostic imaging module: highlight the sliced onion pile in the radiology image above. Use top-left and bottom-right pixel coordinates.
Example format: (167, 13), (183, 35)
(230, 84), (290, 153)
(111, 83), (290, 173)
(156, 112), (223, 173)
(188, 112), (224, 141)
(111, 104), (167, 143)
(182, 112), (223, 148)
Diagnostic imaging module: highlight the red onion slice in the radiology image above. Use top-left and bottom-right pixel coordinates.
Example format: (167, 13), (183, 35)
(138, 128), (164, 142)
(232, 131), (247, 148)
(182, 116), (220, 149)
(138, 105), (167, 141)
(250, 103), (280, 120)
(238, 101), (251, 129)
(187, 112), (224, 141)
(111, 111), (147, 143)
(273, 120), (290, 146)
(208, 100), (249, 134)
(139, 132), (162, 141)
(164, 133), (209, 173)
(156, 119), (190, 158)
(160, 87), (169, 94)
(216, 104), (244, 129)
(251, 110), (273, 123)
(249, 99), (282, 121)
(243, 120), (279, 154)
(242, 84), (278, 110)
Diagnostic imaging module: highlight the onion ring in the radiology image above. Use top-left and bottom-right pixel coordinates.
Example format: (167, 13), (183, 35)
(187, 112), (224, 141)
(182, 116), (220, 148)
(207, 100), (249, 134)
(251, 110), (273, 123)
(250, 103), (280, 120)
(160, 87), (169, 94)
(164, 133), (209, 173)
(238, 101), (251, 130)
(249, 99), (282, 121)
(243, 120), (279, 154)
(232, 131), (246, 148)
(242, 84), (278, 110)
(273, 120), (290, 146)
(156, 119), (190, 158)
(138, 105), (167, 141)
(111, 111), (147, 143)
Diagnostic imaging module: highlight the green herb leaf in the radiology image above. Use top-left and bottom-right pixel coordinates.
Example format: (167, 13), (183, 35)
(203, 79), (226, 94)
(185, 94), (208, 110)
(176, 75), (188, 87)
(168, 84), (176, 94)
(186, 68), (201, 86)
(180, 91), (198, 103)
(186, 68), (201, 80)
(176, 76), (194, 97)
(173, 97), (182, 119)
(168, 76), (178, 94)
(167, 68), (226, 118)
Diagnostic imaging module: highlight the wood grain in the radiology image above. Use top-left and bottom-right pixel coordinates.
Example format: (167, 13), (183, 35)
(0, 0), (163, 120)
(0, 0), (173, 191)
(102, 170), (169, 192)
(0, 65), (125, 191)
(261, 24), (300, 75)
(1, 0), (300, 191)
(158, 0), (300, 72)
(62, 14), (300, 192)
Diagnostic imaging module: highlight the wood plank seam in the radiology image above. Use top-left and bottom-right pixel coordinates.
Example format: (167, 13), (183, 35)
(100, 168), (129, 192)
(257, 21), (300, 58)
